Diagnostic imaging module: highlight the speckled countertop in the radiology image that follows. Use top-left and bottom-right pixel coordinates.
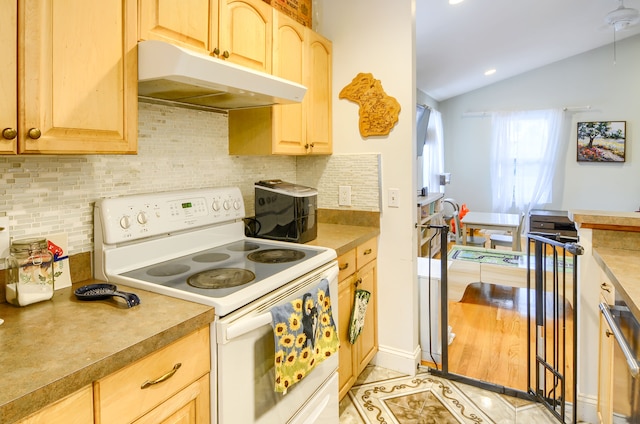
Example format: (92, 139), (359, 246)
(593, 248), (640, 319)
(0, 219), (377, 423)
(571, 209), (640, 318)
(307, 223), (380, 256)
(570, 209), (640, 229)
(0, 281), (214, 424)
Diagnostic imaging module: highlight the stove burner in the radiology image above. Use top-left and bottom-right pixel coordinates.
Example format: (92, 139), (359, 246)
(192, 253), (231, 263)
(227, 242), (261, 252)
(247, 249), (305, 264)
(187, 268), (256, 289)
(146, 264), (191, 277)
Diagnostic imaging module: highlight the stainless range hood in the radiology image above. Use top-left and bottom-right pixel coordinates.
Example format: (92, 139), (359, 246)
(137, 40), (307, 110)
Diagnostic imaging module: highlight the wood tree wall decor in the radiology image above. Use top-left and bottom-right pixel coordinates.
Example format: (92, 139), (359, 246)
(339, 73), (401, 137)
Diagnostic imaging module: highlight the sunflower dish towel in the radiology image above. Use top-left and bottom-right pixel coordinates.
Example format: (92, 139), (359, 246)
(271, 278), (339, 393)
(348, 289), (371, 344)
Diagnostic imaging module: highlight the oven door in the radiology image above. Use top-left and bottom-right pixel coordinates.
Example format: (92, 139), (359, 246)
(216, 261), (339, 424)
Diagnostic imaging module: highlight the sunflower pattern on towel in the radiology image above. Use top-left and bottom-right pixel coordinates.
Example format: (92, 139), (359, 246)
(271, 278), (339, 393)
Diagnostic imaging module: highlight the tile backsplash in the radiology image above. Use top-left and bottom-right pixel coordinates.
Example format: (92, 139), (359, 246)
(0, 101), (380, 257)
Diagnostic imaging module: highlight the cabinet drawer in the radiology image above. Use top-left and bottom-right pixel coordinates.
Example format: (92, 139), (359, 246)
(531, 221), (556, 230)
(95, 327), (210, 424)
(338, 249), (356, 281)
(17, 386), (93, 424)
(356, 237), (378, 268)
(600, 273), (615, 305)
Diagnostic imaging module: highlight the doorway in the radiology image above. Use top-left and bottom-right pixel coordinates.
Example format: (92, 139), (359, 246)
(421, 229), (580, 423)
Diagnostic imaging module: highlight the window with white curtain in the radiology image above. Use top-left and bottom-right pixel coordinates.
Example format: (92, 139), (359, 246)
(421, 108), (444, 193)
(490, 109), (564, 215)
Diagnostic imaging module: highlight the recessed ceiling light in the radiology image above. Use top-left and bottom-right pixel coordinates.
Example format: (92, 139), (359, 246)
(449, 0), (464, 4)
(484, 69), (497, 76)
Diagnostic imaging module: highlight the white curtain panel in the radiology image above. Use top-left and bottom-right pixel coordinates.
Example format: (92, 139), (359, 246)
(489, 109), (564, 220)
(424, 109), (445, 193)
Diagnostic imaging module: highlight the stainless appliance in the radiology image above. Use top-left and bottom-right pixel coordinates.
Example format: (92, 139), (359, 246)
(600, 296), (640, 422)
(254, 180), (318, 244)
(94, 187), (338, 423)
(138, 40), (307, 110)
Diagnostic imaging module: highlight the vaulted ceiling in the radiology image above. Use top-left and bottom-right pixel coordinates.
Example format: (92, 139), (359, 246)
(416, 0), (640, 101)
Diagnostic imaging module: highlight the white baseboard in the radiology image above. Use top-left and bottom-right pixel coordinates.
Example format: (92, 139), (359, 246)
(576, 393), (597, 424)
(371, 344), (421, 376)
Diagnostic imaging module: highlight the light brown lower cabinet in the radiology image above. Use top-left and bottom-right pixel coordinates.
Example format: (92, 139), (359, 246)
(15, 385), (93, 424)
(597, 272), (615, 424)
(17, 326), (210, 424)
(597, 306), (614, 424)
(338, 237), (378, 400)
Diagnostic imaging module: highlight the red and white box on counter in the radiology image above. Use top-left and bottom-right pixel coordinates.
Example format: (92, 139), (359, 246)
(47, 232), (72, 289)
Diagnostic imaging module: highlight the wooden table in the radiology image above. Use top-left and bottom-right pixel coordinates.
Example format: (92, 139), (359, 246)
(461, 211), (522, 250)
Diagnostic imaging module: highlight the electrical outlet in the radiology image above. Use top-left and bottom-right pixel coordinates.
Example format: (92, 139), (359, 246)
(388, 188), (400, 208)
(338, 185), (352, 206)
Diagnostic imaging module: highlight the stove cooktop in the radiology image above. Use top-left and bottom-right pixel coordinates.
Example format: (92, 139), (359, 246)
(121, 239), (323, 299)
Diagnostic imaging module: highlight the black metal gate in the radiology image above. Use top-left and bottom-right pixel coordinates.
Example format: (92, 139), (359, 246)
(418, 223), (584, 423)
(526, 233), (583, 424)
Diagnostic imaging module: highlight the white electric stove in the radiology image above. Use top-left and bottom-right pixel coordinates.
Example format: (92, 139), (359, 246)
(93, 187), (340, 424)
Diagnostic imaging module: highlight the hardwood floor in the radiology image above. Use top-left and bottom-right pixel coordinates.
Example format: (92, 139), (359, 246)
(443, 282), (574, 399)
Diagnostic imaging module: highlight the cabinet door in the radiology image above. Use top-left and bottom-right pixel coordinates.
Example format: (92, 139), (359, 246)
(271, 11), (306, 155)
(597, 309), (614, 424)
(95, 327), (210, 424)
(19, 0), (137, 154)
(133, 374), (210, 424)
(356, 260), (378, 374)
(338, 274), (357, 400)
(219, 0), (272, 73)
(16, 386), (93, 424)
(304, 29), (332, 155)
(0, 0), (17, 154)
(138, 0), (218, 54)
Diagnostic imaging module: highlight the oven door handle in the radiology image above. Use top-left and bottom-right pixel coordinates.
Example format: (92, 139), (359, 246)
(600, 302), (640, 378)
(225, 313), (273, 342)
(223, 266), (339, 343)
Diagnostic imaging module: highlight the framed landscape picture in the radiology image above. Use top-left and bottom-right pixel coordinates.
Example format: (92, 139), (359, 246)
(577, 121), (626, 162)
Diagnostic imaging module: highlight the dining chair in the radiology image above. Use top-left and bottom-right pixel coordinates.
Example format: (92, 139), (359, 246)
(452, 211), (486, 247)
(441, 198), (459, 222)
(489, 212), (525, 250)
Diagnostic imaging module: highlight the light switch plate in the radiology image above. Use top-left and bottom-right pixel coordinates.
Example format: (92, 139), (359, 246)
(0, 217), (10, 269)
(388, 188), (400, 208)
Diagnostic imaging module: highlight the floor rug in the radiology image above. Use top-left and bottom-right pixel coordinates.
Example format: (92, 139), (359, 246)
(448, 245), (573, 270)
(349, 373), (493, 423)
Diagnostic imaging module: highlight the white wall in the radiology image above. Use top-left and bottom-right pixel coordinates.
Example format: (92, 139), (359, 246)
(320, 0), (420, 373)
(439, 33), (640, 213)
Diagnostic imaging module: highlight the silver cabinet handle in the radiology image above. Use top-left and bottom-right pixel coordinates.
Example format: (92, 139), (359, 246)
(599, 302), (640, 378)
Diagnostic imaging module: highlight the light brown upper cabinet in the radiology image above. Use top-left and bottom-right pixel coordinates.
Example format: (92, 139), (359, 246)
(304, 28), (332, 155)
(228, 12), (332, 155)
(139, 0), (272, 74)
(0, 0), (18, 154)
(0, 0), (137, 155)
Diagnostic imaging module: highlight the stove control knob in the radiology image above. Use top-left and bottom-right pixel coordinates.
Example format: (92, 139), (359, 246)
(119, 215), (131, 229)
(223, 200), (230, 210)
(212, 200), (220, 211)
(137, 211), (148, 225)
(233, 200), (241, 210)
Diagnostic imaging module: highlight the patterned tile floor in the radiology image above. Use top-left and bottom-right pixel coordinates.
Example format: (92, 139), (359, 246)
(339, 365), (563, 424)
